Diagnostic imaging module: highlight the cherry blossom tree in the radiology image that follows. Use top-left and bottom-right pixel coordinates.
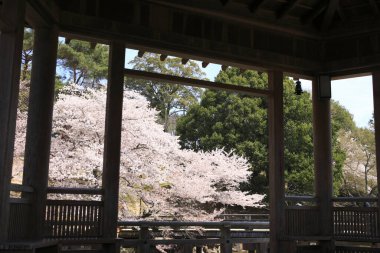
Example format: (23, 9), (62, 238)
(13, 84), (264, 220)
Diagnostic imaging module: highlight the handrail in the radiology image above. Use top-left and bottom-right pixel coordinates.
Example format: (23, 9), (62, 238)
(118, 220), (269, 229)
(332, 197), (377, 202)
(10, 184), (34, 193)
(217, 213), (269, 217)
(285, 195), (317, 202)
(46, 187), (103, 195)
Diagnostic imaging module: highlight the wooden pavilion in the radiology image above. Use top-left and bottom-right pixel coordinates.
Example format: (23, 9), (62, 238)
(1, 0), (380, 252)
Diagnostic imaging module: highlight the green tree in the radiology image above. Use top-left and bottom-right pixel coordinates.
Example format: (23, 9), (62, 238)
(177, 68), (348, 196)
(57, 40), (108, 86)
(126, 53), (205, 132)
(21, 28), (34, 81)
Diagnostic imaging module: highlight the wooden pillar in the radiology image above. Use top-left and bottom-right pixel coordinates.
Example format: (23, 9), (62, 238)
(372, 70), (380, 233)
(22, 26), (58, 240)
(312, 76), (333, 251)
(220, 225), (232, 253)
(102, 42), (125, 242)
(268, 70), (285, 253)
(0, 0), (25, 241)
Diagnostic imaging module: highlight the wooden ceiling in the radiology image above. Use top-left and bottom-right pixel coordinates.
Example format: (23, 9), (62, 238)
(25, 0), (380, 77)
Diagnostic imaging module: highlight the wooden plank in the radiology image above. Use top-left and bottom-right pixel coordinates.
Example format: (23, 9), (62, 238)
(267, 70), (285, 253)
(124, 69), (270, 98)
(22, 26), (58, 240)
(0, 0), (26, 241)
(9, 184), (34, 193)
(46, 187), (103, 195)
(102, 41), (125, 239)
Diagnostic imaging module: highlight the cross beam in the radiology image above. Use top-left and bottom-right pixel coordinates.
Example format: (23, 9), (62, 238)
(124, 68), (270, 97)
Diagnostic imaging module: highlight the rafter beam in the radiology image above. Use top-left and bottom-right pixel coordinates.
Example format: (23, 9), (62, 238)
(369, 0), (379, 16)
(336, 4), (346, 22)
(248, 0), (267, 14)
(124, 68), (270, 97)
(276, 0), (300, 20)
(301, 1), (327, 25)
(146, 0), (320, 39)
(321, 0), (339, 31)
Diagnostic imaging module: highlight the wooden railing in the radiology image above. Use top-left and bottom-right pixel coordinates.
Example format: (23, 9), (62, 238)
(8, 184), (34, 241)
(284, 195), (320, 238)
(118, 220), (270, 253)
(284, 206), (320, 237)
(216, 213), (269, 221)
(335, 246), (380, 253)
(44, 187), (104, 239)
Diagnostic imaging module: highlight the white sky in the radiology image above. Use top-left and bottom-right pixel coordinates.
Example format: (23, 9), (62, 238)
(125, 48), (374, 129)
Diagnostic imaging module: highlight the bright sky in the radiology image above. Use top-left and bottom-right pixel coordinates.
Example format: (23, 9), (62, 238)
(125, 48), (374, 129)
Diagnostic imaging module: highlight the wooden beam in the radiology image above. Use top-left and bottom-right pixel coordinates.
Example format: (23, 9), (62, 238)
(248, 0), (267, 14)
(0, 0), (25, 241)
(301, 1), (327, 25)
(268, 70), (285, 253)
(276, 0), (301, 20)
(102, 42), (125, 240)
(321, 0), (339, 31)
(59, 11), (321, 76)
(336, 5), (346, 22)
(22, 26), (58, 240)
(312, 76), (333, 252)
(369, 0), (379, 16)
(372, 70), (380, 234)
(146, 0), (320, 39)
(124, 68), (270, 97)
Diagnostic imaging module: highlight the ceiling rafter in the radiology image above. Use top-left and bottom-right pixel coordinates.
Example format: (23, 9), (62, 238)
(336, 4), (346, 21)
(300, 1), (328, 25)
(369, 0), (379, 16)
(276, 0), (301, 20)
(248, 0), (267, 14)
(321, 0), (340, 31)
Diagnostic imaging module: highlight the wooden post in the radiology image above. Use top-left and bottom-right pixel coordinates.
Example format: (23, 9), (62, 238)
(0, 0), (25, 241)
(220, 225), (232, 253)
(139, 226), (150, 253)
(312, 76), (333, 252)
(268, 70), (285, 253)
(102, 42), (125, 242)
(372, 70), (380, 234)
(22, 26), (58, 240)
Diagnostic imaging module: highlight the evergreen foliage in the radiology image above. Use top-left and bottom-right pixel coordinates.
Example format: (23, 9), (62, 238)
(177, 68), (354, 196)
